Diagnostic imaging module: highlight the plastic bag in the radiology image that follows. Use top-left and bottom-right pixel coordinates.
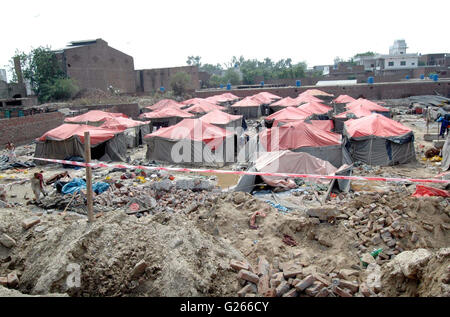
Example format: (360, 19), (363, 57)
(412, 185), (450, 197)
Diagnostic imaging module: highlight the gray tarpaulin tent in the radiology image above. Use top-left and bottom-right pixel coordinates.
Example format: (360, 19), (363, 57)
(34, 124), (127, 163)
(343, 114), (416, 166)
(234, 150), (352, 193)
(257, 121), (352, 168)
(144, 119), (235, 167)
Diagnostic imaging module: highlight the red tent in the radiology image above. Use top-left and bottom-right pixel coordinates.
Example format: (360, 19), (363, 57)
(344, 113), (412, 138)
(185, 99), (226, 114)
(335, 106), (373, 119)
(294, 94), (323, 104)
(271, 97), (301, 108)
(64, 110), (127, 123)
(259, 120), (342, 151)
(251, 92), (280, 104)
(266, 107), (311, 125)
(100, 117), (148, 130)
(346, 98), (390, 112)
(146, 99), (184, 111)
(309, 120), (334, 131)
(232, 96), (261, 107)
(333, 95), (356, 104)
(200, 109), (242, 126)
(204, 93), (239, 104)
(37, 124), (117, 145)
(139, 107), (193, 119)
(181, 98), (208, 106)
(144, 118), (232, 150)
(299, 89), (334, 97)
(298, 101), (332, 115)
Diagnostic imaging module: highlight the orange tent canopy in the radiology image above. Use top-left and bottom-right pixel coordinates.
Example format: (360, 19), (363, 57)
(346, 98), (390, 112)
(140, 107), (193, 119)
(333, 95), (356, 104)
(298, 101), (332, 115)
(231, 96), (261, 107)
(200, 109), (242, 125)
(344, 113), (412, 138)
(37, 124), (118, 145)
(271, 97), (301, 107)
(64, 110), (127, 123)
(145, 99), (184, 111)
(259, 120), (342, 151)
(144, 118), (233, 149)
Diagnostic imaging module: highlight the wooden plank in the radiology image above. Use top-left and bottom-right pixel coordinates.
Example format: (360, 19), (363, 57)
(84, 132), (94, 223)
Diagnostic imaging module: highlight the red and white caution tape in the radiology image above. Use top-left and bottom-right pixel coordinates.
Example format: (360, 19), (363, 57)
(26, 156), (450, 184)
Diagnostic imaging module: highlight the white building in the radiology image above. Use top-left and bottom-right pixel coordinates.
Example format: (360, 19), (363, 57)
(355, 39), (419, 71)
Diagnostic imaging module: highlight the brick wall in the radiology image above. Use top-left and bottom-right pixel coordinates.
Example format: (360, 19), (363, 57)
(196, 80), (450, 100)
(0, 112), (64, 146)
(135, 66), (200, 93)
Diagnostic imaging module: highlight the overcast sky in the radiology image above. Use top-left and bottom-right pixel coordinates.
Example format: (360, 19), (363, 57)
(2, 0), (449, 79)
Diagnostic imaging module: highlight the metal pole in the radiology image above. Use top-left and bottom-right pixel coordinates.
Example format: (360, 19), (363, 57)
(84, 131), (94, 222)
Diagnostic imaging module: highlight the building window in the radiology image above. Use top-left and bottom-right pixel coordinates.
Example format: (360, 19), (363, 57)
(371, 64), (375, 67)
(400, 61), (406, 66)
(411, 62), (415, 65)
(388, 61), (394, 67)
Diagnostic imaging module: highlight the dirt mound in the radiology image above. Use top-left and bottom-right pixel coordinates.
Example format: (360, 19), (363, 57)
(0, 207), (245, 296)
(377, 248), (450, 297)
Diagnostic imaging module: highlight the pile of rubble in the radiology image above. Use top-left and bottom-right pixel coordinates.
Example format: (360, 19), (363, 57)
(35, 173), (219, 217)
(229, 246), (450, 297)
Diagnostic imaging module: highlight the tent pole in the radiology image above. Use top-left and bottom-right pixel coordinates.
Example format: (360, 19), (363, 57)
(84, 132), (94, 223)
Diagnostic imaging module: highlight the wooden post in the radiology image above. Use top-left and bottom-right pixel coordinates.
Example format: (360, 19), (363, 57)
(84, 132), (94, 223)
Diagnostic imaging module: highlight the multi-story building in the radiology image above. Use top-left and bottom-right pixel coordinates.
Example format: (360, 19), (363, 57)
(54, 39), (136, 94)
(355, 40), (419, 71)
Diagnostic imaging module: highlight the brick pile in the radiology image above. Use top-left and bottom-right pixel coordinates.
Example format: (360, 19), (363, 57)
(229, 257), (375, 297)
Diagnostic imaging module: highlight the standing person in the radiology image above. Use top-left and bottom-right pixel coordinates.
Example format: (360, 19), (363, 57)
(5, 142), (17, 164)
(30, 172), (47, 201)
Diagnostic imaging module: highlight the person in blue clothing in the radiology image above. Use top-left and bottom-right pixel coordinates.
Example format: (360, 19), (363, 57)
(437, 115), (450, 137)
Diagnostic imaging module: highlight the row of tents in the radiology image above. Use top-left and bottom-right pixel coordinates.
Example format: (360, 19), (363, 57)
(34, 90), (416, 171)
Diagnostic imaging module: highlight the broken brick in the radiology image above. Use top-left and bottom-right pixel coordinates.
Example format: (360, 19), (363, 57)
(238, 269), (259, 284)
(22, 216), (40, 230)
(230, 259), (250, 272)
(275, 281), (291, 297)
(7, 272), (19, 288)
(339, 280), (359, 294)
(305, 281), (324, 296)
(283, 265), (302, 279)
(282, 288), (298, 297)
(295, 275), (316, 291)
(333, 286), (352, 297)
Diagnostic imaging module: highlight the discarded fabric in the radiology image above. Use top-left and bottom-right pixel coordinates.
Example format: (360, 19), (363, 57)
(92, 182), (110, 194)
(61, 178), (86, 195)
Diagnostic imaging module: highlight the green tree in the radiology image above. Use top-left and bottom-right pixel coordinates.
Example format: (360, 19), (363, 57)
(170, 72), (193, 96)
(354, 51), (376, 58)
(200, 63), (223, 75)
(222, 69), (241, 85)
(9, 46), (78, 102)
(186, 56), (202, 66)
